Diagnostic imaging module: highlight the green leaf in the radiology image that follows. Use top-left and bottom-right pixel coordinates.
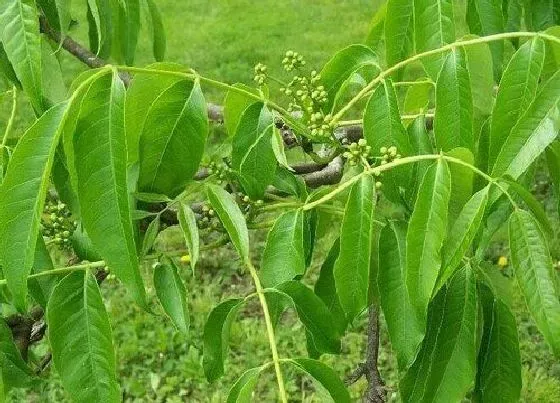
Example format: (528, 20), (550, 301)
(0, 103), (67, 311)
(364, 2), (386, 50)
(260, 210), (306, 287)
(41, 38), (66, 108)
(73, 73), (148, 309)
(463, 37), (494, 116)
(223, 83), (259, 137)
(413, 0), (456, 79)
(71, 223), (103, 262)
(363, 79), (413, 203)
(400, 266), (477, 403)
(119, 0), (140, 65)
(406, 159), (451, 326)
(465, 0), (504, 79)
(227, 367), (262, 403)
(86, 0), (111, 58)
(28, 236), (57, 308)
(154, 258), (190, 333)
(275, 281), (341, 354)
(0, 0), (44, 112)
(47, 271), (120, 402)
(434, 48), (474, 152)
(286, 358), (351, 403)
(333, 174), (375, 322)
(138, 79), (208, 198)
(546, 140), (560, 216)
(272, 167), (308, 200)
(320, 44), (379, 112)
(0, 318), (33, 392)
(489, 38), (545, 170)
(141, 215), (160, 257)
(378, 221), (424, 371)
(406, 115), (434, 203)
(145, 0), (166, 61)
(314, 240), (347, 335)
(36, 0), (72, 37)
(206, 184), (249, 262)
(492, 68), (560, 181)
(403, 80), (432, 115)
(125, 62), (185, 164)
(231, 102), (276, 199)
(178, 202), (199, 272)
(525, 0), (555, 31)
(446, 147), (475, 221)
(501, 176), (554, 237)
(385, 0), (414, 72)
(509, 209), (560, 355)
(134, 192), (172, 203)
(474, 283), (522, 403)
(438, 186), (489, 290)
(203, 298), (244, 382)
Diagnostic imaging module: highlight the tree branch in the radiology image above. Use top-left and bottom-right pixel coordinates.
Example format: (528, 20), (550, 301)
(363, 305), (386, 403)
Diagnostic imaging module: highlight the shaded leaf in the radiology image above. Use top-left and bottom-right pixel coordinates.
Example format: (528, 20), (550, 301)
(178, 202), (199, 271)
(400, 267), (477, 402)
(28, 236), (57, 308)
(203, 298), (244, 382)
(141, 215), (160, 257)
(378, 221), (424, 371)
(227, 367), (261, 403)
(314, 240), (347, 335)
(474, 283), (522, 403)
(438, 186), (489, 290)
(206, 184), (249, 262)
(232, 102), (276, 199)
(286, 358), (351, 403)
(509, 209), (560, 355)
(463, 37), (494, 116)
(446, 147), (474, 221)
(406, 159), (451, 326)
(364, 2), (386, 50)
(275, 281), (341, 354)
(0, 318), (33, 392)
(145, 0), (166, 61)
(154, 259), (190, 333)
(47, 271), (120, 402)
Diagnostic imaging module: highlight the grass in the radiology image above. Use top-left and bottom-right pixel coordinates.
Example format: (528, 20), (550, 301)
(3, 1), (560, 401)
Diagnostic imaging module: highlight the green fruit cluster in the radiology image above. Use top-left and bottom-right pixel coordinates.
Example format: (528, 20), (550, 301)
(207, 160), (232, 185)
(197, 204), (223, 231)
(42, 199), (77, 249)
(253, 63), (267, 86)
(342, 139), (372, 166)
(281, 50), (306, 71)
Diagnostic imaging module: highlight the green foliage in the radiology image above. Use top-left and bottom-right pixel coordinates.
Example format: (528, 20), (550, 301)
(1, 1), (560, 401)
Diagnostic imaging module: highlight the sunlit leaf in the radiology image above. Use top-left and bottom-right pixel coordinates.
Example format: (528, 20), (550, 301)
(227, 367), (262, 403)
(434, 48), (474, 152)
(385, 0), (414, 74)
(260, 210), (306, 287)
(138, 78), (208, 198)
(489, 38), (545, 170)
